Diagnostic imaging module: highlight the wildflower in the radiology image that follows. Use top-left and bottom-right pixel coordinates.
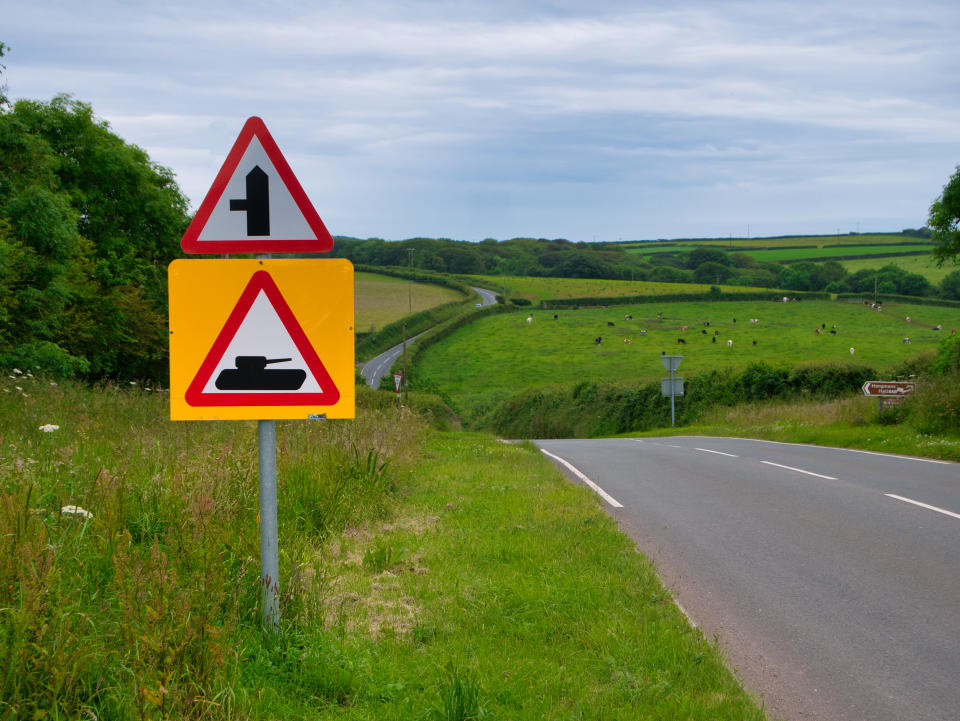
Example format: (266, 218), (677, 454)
(12, 368), (22, 375)
(61, 505), (93, 519)
(15, 386), (22, 392)
(38, 424), (60, 432)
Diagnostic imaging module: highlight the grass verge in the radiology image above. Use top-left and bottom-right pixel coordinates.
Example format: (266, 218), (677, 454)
(634, 391), (960, 461)
(0, 376), (765, 719)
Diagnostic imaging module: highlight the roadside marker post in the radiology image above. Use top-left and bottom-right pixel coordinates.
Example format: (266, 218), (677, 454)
(660, 355), (683, 427)
(170, 117), (352, 631)
(394, 372), (403, 406)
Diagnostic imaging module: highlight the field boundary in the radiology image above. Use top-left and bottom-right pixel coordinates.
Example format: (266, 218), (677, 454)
(778, 249), (932, 264)
(539, 290), (829, 309)
(836, 293), (960, 310)
(354, 265), (480, 361)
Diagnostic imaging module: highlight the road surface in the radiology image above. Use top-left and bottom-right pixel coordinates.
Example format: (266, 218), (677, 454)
(536, 436), (959, 721)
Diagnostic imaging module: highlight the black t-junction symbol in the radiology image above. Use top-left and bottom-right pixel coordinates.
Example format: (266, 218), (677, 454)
(229, 165), (270, 236)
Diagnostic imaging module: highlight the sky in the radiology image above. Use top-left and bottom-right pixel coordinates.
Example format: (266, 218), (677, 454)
(3, 0), (959, 242)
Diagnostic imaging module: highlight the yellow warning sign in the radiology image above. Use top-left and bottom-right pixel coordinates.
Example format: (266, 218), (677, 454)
(168, 259), (354, 420)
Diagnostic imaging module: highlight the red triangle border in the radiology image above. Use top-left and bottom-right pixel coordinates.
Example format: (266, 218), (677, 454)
(184, 270), (340, 406)
(181, 117), (333, 254)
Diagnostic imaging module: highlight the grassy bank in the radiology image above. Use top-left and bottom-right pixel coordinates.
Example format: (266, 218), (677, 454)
(0, 376), (764, 719)
(643, 390), (960, 461)
(412, 299), (960, 427)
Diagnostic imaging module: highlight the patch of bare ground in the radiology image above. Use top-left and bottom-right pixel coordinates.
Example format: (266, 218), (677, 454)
(319, 513), (440, 637)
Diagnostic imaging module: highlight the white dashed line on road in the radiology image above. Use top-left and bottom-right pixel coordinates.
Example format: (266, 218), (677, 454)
(761, 461), (837, 480)
(695, 447), (739, 458)
(885, 494), (960, 521)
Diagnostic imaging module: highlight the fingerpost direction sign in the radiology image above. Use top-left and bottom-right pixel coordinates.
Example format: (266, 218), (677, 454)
(180, 117), (333, 254)
(861, 381), (916, 396)
(169, 259), (354, 420)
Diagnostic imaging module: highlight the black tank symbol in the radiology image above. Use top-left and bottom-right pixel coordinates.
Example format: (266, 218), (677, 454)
(215, 356), (306, 391)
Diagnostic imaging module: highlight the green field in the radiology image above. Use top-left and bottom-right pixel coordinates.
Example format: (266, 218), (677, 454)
(414, 299), (960, 425)
(468, 275), (764, 303)
(621, 233), (913, 253)
(742, 244), (933, 263)
(839, 253), (956, 285)
(356, 272), (465, 333)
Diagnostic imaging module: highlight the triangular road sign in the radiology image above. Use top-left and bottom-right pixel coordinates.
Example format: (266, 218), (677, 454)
(185, 270), (340, 406)
(181, 117), (334, 254)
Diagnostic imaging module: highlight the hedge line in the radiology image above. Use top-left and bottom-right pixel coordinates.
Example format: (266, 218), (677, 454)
(540, 290), (829, 309)
(779, 250), (931, 264)
(479, 361), (878, 438)
(836, 293), (960, 310)
(354, 266), (479, 360)
(354, 264), (475, 295)
(355, 300), (471, 362)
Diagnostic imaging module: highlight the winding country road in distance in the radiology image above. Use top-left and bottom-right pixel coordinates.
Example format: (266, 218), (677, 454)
(536, 436), (959, 721)
(359, 286), (498, 388)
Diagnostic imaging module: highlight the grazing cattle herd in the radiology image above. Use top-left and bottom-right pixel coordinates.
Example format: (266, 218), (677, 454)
(521, 304), (954, 353)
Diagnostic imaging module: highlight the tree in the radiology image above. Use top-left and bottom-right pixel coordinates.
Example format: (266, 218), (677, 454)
(939, 270), (960, 300)
(929, 164), (960, 266)
(0, 95), (190, 379)
(686, 247), (730, 270)
(0, 41), (8, 107)
(693, 260), (733, 284)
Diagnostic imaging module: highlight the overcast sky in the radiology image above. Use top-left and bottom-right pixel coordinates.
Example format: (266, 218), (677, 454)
(4, 0), (959, 242)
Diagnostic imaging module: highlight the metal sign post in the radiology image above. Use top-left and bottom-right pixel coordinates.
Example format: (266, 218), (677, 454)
(257, 419), (280, 630)
(660, 355), (683, 427)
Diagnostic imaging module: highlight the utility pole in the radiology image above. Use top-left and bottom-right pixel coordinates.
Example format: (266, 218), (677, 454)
(402, 321), (408, 405)
(407, 248), (415, 313)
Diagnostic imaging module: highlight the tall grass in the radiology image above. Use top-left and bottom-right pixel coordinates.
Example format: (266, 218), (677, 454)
(0, 374), (422, 719)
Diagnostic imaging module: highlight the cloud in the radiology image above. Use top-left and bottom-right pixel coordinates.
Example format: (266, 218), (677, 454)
(4, 0), (959, 240)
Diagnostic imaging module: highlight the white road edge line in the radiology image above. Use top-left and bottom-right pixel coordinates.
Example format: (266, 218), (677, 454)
(673, 600), (698, 629)
(540, 449), (624, 509)
(726, 437), (951, 465)
(761, 460), (837, 480)
(695, 447), (739, 458)
(885, 493), (960, 520)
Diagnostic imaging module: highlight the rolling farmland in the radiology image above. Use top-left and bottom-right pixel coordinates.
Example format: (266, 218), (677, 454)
(414, 298), (960, 424)
(355, 271), (465, 333)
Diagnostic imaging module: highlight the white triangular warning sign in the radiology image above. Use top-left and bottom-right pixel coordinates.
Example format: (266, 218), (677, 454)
(181, 117), (333, 254)
(185, 270), (339, 406)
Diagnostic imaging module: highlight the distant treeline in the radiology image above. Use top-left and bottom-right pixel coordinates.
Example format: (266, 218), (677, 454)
(330, 235), (960, 300)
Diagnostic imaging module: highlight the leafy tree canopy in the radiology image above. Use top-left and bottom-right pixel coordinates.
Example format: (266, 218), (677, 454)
(0, 41), (8, 107)
(929, 164), (960, 266)
(0, 94), (189, 379)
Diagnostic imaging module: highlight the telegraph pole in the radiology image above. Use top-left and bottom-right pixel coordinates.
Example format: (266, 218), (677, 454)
(407, 248), (415, 313)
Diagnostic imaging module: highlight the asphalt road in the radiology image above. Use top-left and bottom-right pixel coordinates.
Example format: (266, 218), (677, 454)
(359, 286), (497, 388)
(535, 436), (959, 721)
(359, 330), (427, 388)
